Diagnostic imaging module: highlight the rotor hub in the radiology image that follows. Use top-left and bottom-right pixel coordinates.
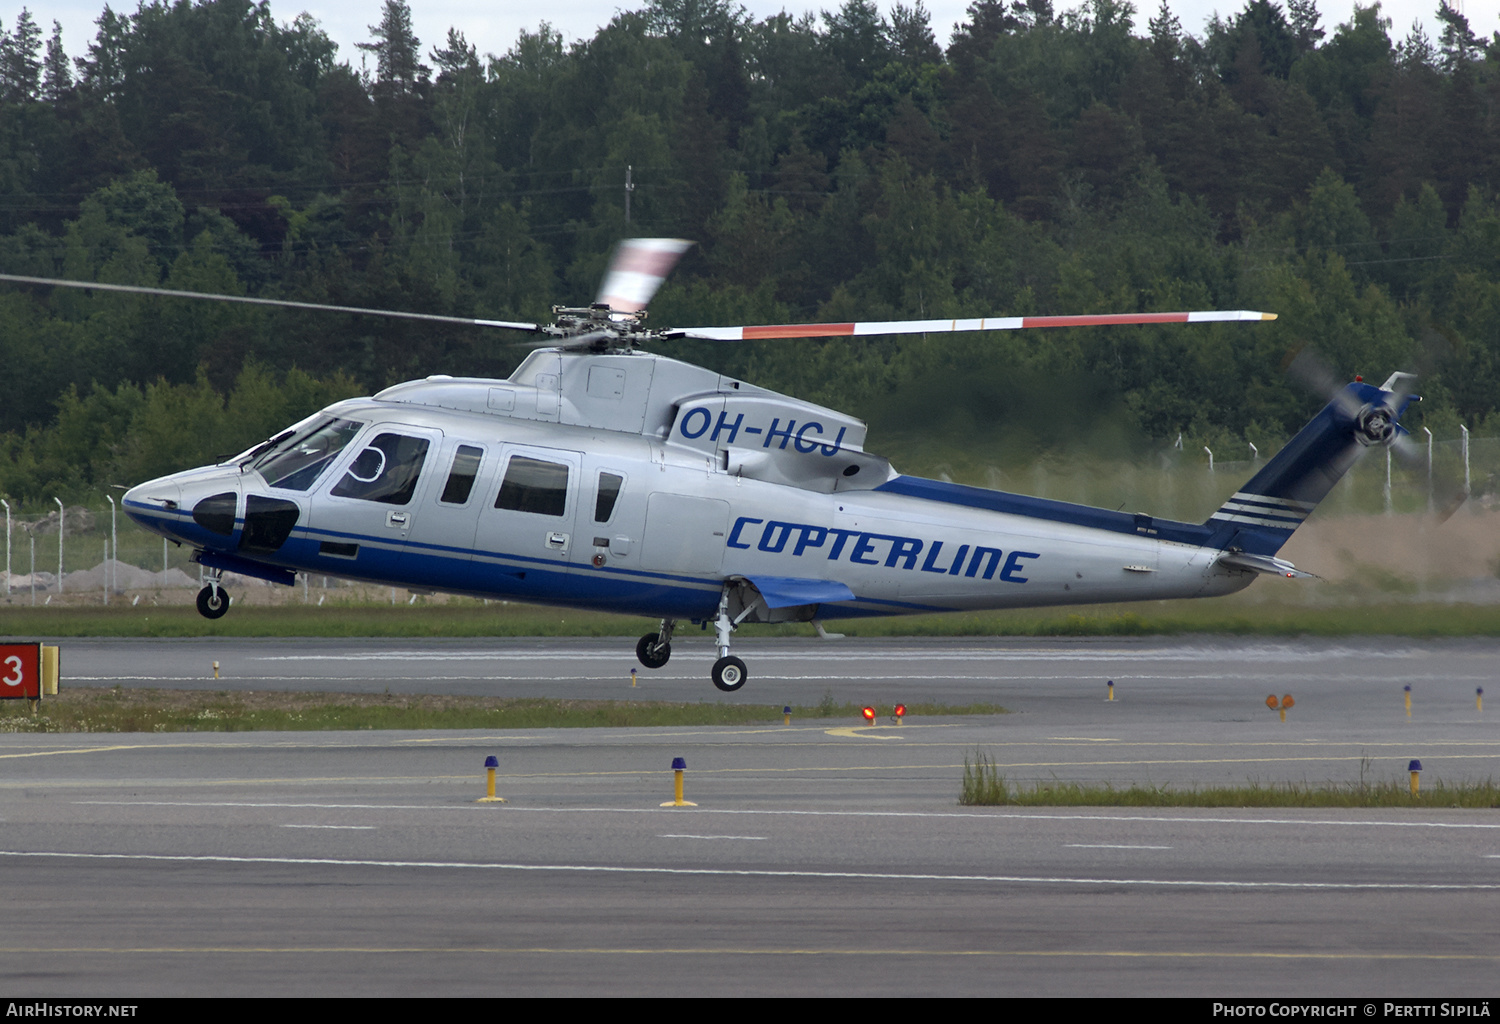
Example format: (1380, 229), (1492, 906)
(546, 305), (656, 352)
(1354, 403), (1396, 447)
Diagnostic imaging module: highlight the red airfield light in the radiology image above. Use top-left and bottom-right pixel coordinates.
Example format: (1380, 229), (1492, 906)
(1266, 693), (1294, 722)
(861, 706), (876, 724)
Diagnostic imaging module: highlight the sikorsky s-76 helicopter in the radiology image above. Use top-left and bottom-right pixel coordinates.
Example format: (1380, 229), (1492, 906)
(0, 240), (1438, 691)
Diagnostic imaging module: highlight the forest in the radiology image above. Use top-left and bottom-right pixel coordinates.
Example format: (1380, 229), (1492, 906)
(0, 0), (1496, 509)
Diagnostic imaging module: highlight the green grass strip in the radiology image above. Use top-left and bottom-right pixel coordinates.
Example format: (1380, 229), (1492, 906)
(0, 603), (659, 638)
(3, 598), (1500, 638)
(0, 686), (1006, 733)
(959, 750), (1500, 809)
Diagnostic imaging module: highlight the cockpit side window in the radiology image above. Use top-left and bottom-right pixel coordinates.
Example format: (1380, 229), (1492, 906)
(594, 472), (624, 523)
(440, 445), (484, 505)
(494, 456), (568, 516)
(251, 417), (363, 491)
(331, 432), (431, 505)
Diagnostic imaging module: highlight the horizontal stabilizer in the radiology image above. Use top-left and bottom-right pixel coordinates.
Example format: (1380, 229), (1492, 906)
(742, 575), (856, 608)
(1216, 551), (1317, 579)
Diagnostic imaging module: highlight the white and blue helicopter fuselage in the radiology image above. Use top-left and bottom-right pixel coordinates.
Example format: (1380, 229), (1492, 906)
(122, 347), (1410, 691)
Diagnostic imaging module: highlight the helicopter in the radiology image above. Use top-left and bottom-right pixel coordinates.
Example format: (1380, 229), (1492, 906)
(0, 240), (1441, 692)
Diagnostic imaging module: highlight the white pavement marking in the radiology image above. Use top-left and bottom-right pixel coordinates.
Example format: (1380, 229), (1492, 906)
(72, 799), (1500, 829)
(1, 849), (1495, 891)
(658, 834), (767, 841)
(1065, 844), (1173, 850)
(282, 824), (376, 830)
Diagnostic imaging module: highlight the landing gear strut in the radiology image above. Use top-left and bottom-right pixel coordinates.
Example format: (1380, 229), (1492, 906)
(634, 586), (758, 692)
(195, 570), (230, 620)
(710, 584), (749, 692)
(636, 618), (675, 669)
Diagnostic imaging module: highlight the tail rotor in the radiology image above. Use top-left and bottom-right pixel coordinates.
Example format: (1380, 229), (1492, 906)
(1286, 346), (1467, 521)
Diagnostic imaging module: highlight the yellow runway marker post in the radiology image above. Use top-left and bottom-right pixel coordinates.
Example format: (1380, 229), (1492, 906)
(477, 755), (506, 803)
(661, 756), (696, 807)
(41, 645), (58, 696)
(1408, 759), (1422, 796)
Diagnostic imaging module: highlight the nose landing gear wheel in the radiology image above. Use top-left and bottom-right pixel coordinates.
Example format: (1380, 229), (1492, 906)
(636, 633), (671, 669)
(196, 585), (230, 619)
(711, 655), (747, 692)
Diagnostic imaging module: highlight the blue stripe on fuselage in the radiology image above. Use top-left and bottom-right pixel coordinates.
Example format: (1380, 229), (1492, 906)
(873, 476), (1212, 546)
(127, 504), (944, 618)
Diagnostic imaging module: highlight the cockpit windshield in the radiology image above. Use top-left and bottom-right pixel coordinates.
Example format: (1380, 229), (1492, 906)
(248, 417), (364, 491)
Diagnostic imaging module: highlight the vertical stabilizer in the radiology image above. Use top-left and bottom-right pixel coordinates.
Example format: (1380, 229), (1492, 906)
(1205, 380), (1415, 555)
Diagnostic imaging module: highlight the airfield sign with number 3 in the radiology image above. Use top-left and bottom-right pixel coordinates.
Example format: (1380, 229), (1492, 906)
(0, 642), (41, 700)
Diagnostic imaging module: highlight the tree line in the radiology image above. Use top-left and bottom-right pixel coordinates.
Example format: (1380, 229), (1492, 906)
(0, 0), (1496, 507)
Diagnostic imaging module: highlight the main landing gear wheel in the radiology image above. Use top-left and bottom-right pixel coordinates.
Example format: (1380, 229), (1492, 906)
(196, 585), (230, 619)
(636, 633), (671, 669)
(711, 655), (747, 692)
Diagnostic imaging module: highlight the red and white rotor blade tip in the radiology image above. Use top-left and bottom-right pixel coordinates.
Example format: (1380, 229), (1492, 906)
(670, 309), (1277, 341)
(595, 238), (692, 314)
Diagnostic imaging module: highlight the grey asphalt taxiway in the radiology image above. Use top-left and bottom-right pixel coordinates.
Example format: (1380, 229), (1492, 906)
(3, 636), (1499, 996)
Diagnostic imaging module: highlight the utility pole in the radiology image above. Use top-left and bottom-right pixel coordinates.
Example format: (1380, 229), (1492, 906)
(106, 494), (116, 602)
(624, 165), (634, 225)
(1461, 424), (1470, 498)
(1423, 426), (1433, 512)
(1384, 448), (1392, 515)
(1, 499), (9, 596)
(54, 497), (63, 595)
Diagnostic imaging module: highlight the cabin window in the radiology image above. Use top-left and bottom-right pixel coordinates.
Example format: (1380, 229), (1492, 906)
(331, 432), (430, 505)
(594, 472), (624, 523)
(191, 492), (237, 536)
(252, 417), (363, 491)
(495, 456), (568, 517)
(440, 445), (484, 504)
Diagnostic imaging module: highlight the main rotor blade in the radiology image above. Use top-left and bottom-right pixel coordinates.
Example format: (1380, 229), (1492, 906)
(595, 238), (692, 314)
(0, 273), (544, 333)
(666, 309), (1277, 341)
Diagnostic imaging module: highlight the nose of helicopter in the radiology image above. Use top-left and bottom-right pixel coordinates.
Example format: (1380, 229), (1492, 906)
(121, 476), (183, 535)
(122, 464), (246, 546)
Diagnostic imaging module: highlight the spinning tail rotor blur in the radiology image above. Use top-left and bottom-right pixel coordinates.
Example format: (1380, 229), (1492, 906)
(1286, 346), (1468, 521)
